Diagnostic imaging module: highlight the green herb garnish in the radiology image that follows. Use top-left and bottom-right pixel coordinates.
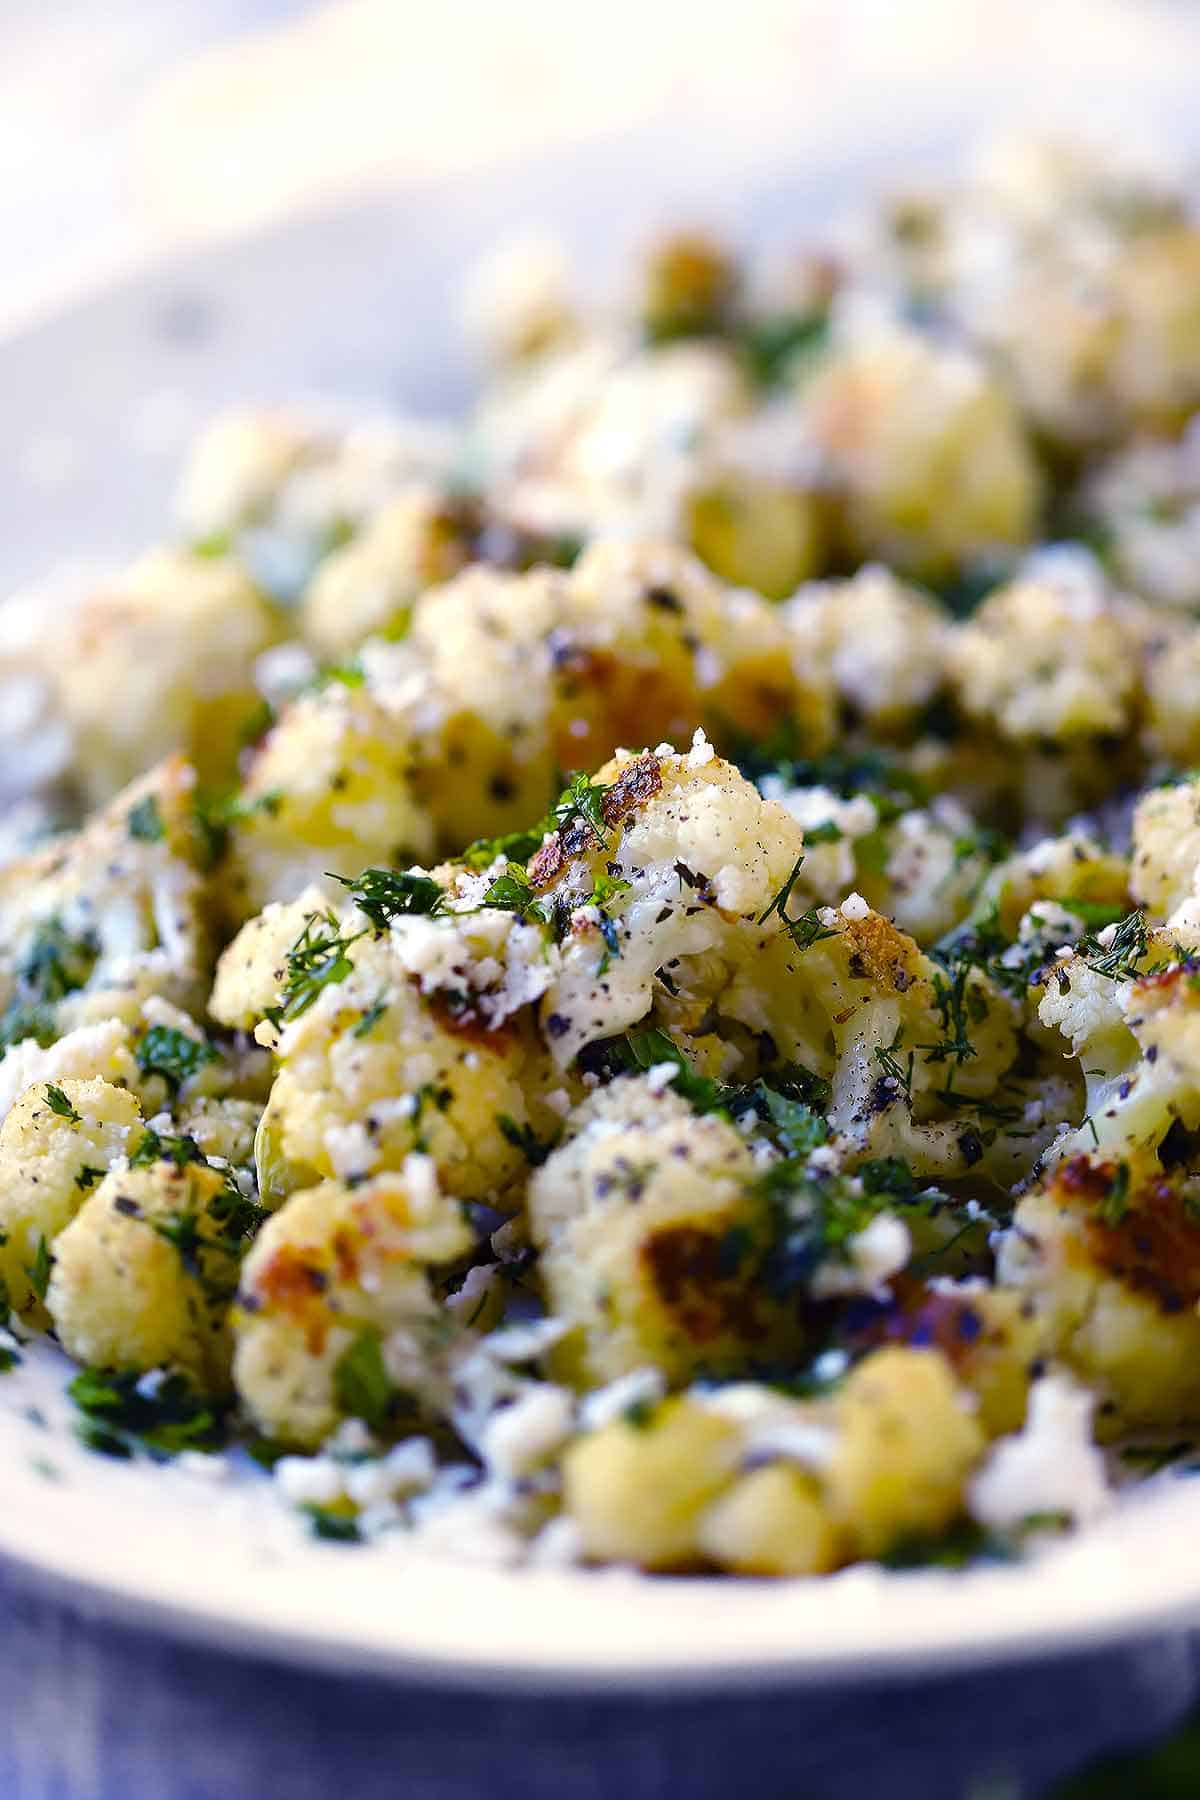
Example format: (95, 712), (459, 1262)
(44, 1084), (81, 1123)
(135, 1025), (220, 1092)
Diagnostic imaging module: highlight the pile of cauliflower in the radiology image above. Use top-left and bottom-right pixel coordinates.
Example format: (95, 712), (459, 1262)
(7, 136), (1200, 1578)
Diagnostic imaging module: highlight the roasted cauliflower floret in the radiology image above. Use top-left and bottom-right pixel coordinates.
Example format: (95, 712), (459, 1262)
(0, 1077), (143, 1319)
(823, 1346), (985, 1557)
(300, 488), (474, 657)
(563, 1396), (742, 1569)
(228, 683), (434, 918)
(696, 1463), (840, 1577)
(998, 1155), (1200, 1434)
(1143, 627), (1200, 769)
(232, 1161), (472, 1447)
(532, 742), (808, 1066)
(0, 757), (213, 1051)
(220, 896), (557, 1203)
(1037, 928), (1200, 1168)
(50, 549), (279, 804)
(950, 570), (1141, 744)
(802, 325), (1040, 578)
(390, 543), (829, 850)
(47, 1157), (242, 1392)
(1084, 426), (1200, 613)
(477, 336), (752, 544)
(782, 566), (953, 736)
(685, 449), (826, 600)
(527, 1079), (780, 1386)
(1130, 778), (1200, 922)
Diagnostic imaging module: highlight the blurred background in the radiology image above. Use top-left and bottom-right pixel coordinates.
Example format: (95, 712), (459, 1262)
(4, 0), (1200, 594)
(7, 0), (1200, 335)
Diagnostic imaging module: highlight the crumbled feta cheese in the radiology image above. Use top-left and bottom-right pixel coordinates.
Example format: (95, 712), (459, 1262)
(483, 1317), (570, 1363)
(686, 727), (716, 769)
(275, 1454), (345, 1508)
(969, 1374), (1111, 1530)
(481, 1384), (574, 1479)
(839, 891), (870, 922)
(812, 1212), (911, 1298)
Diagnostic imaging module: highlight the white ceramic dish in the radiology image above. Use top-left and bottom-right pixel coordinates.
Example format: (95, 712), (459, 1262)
(7, 109), (1200, 1697)
(1, 1332), (1199, 1690)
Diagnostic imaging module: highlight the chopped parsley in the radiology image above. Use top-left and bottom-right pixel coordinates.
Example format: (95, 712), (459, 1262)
(330, 867), (445, 929)
(126, 794), (165, 842)
(26, 1236), (52, 1303)
(333, 1329), (401, 1434)
(551, 771), (612, 844)
(480, 865), (553, 925)
(0, 919), (101, 1050)
(127, 1128), (206, 1170)
(264, 911), (363, 1028)
(352, 997), (389, 1039)
(781, 906), (839, 954)
(758, 852), (807, 925)
(497, 1114), (557, 1167)
(302, 1503), (362, 1544)
(43, 1084), (81, 1123)
(68, 1368), (225, 1462)
(1077, 910), (1149, 982)
(135, 1025), (220, 1092)
(758, 1156), (948, 1293)
(738, 310), (829, 387)
(1100, 1160), (1132, 1226)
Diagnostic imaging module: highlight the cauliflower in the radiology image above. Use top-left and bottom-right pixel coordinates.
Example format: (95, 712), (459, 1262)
(563, 1396), (742, 1568)
(300, 488), (474, 657)
(0, 1018), (138, 1129)
(0, 757), (213, 1054)
(1144, 627), (1200, 769)
(0, 1077), (143, 1319)
(394, 542), (829, 850)
(802, 324), (1040, 577)
(47, 1155), (243, 1392)
(685, 455), (826, 600)
(227, 682), (435, 918)
(527, 1079), (782, 1386)
(950, 568), (1142, 744)
(531, 744), (810, 1068)
(214, 889), (559, 1204)
(1084, 425), (1200, 613)
(998, 1155), (1200, 1434)
(1036, 926), (1200, 1169)
(564, 1345), (984, 1571)
(696, 1463), (840, 1576)
(1130, 778), (1200, 921)
(174, 409), (456, 574)
(474, 336), (752, 544)
(49, 549), (279, 804)
(782, 566), (953, 736)
(232, 1162), (472, 1447)
(823, 1346), (985, 1557)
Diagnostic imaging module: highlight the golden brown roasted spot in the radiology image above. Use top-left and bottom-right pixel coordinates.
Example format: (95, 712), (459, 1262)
(529, 752), (664, 889)
(640, 1224), (770, 1347)
(251, 1249), (331, 1352)
(840, 911), (922, 994)
(1055, 1156), (1200, 1315)
(550, 649), (695, 776)
(600, 753), (664, 827)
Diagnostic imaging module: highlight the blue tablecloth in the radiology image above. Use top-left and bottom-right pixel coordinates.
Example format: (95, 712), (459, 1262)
(1, 1561), (1196, 1800)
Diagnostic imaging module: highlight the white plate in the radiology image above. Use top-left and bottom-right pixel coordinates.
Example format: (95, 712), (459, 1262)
(6, 107), (1200, 1695)
(1, 1333), (1199, 1690)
